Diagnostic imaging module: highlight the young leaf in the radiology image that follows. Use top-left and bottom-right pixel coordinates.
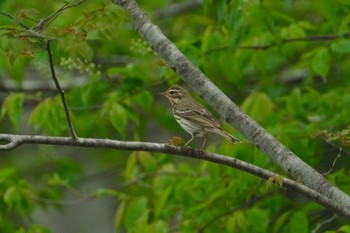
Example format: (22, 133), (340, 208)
(331, 40), (350, 53)
(114, 199), (128, 230)
(312, 48), (330, 80)
(124, 196), (149, 231)
(0, 93), (24, 131)
(134, 90), (153, 111)
(109, 103), (128, 138)
(154, 186), (172, 219)
(287, 212), (308, 233)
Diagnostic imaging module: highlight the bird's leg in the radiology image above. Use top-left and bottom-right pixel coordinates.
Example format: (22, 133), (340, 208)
(184, 134), (195, 147)
(201, 137), (207, 149)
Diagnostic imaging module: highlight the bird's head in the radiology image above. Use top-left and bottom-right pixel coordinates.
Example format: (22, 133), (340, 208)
(160, 85), (189, 105)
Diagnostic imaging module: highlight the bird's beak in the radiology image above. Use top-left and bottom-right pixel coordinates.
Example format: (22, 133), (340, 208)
(158, 92), (165, 95)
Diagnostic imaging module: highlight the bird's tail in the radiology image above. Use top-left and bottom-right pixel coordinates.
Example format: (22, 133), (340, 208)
(214, 128), (240, 143)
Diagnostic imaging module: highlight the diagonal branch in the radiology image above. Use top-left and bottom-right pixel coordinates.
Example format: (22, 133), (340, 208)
(0, 12), (29, 29)
(111, 0), (350, 210)
(46, 41), (78, 140)
(0, 133), (349, 222)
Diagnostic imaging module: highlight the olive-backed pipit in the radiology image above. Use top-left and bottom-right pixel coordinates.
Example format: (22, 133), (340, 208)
(160, 85), (240, 148)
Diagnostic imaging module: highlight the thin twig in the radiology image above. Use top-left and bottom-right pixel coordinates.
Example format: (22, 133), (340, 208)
(311, 214), (336, 233)
(46, 41), (78, 140)
(323, 146), (343, 176)
(29, 192), (95, 206)
(0, 11), (29, 29)
(31, 0), (85, 32)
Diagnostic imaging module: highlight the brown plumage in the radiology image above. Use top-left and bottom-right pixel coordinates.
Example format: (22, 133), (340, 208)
(160, 85), (240, 148)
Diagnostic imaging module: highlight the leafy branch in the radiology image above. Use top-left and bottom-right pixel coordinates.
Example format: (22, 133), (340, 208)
(0, 133), (349, 221)
(1, 2), (81, 139)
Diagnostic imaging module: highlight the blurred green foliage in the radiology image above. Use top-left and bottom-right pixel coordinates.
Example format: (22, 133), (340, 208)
(0, 0), (350, 232)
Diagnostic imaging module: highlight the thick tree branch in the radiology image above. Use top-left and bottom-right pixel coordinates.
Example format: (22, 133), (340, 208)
(0, 133), (349, 221)
(111, 0), (350, 210)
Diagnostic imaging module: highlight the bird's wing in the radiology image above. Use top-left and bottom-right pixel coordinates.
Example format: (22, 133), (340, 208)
(175, 102), (222, 129)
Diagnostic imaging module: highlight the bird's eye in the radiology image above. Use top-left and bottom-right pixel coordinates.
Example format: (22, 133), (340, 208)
(169, 91), (175, 95)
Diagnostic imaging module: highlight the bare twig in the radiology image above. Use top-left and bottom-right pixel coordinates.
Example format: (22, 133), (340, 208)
(46, 41), (78, 140)
(323, 146), (343, 176)
(311, 214), (336, 233)
(0, 133), (350, 222)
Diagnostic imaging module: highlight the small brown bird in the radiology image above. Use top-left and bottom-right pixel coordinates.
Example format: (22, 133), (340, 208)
(160, 85), (240, 148)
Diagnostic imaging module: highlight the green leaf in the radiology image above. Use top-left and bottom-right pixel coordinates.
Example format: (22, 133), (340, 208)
(28, 99), (49, 132)
(217, 0), (227, 24)
(246, 208), (270, 232)
(241, 92), (275, 122)
(339, 225), (350, 233)
(281, 24), (306, 56)
(0, 93), (24, 131)
(338, 0), (350, 6)
(124, 152), (139, 180)
(331, 40), (350, 53)
(3, 186), (21, 211)
(312, 48), (330, 80)
(286, 88), (304, 120)
(121, 77), (144, 92)
(154, 186), (172, 219)
(0, 167), (17, 182)
(109, 103), (128, 138)
(26, 225), (51, 233)
(226, 210), (247, 232)
(273, 211), (290, 233)
(95, 188), (124, 198)
(3, 182), (32, 215)
(134, 90), (153, 110)
(47, 173), (69, 187)
(124, 196), (148, 231)
(138, 151), (157, 171)
(287, 212), (308, 233)
(28, 97), (67, 135)
(114, 199), (128, 230)
(76, 42), (94, 62)
(124, 105), (140, 126)
(144, 220), (169, 233)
